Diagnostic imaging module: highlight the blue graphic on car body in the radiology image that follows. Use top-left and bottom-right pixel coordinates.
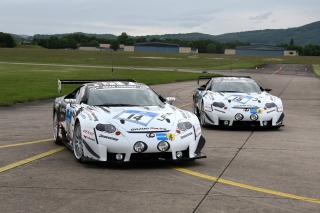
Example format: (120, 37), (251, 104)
(113, 110), (159, 126)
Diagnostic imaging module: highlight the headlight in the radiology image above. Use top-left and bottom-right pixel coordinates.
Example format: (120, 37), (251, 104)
(265, 103), (276, 108)
(96, 124), (116, 133)
(212, 102), (225, 108)
(133, 141), (148, 153)
(250, 114), (259, 121)
(177, 121), (192, 131)
(157, 141), (170, 152)
(235, 113), (244, 121)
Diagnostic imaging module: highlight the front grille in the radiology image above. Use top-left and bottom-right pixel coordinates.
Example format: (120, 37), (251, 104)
(232, 121), (261, 126)
(130, 152), (173, 161)
(130, 148), (190, 161)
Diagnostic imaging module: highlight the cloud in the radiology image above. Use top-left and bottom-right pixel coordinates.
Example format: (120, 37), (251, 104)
(249, 12), (273, 20)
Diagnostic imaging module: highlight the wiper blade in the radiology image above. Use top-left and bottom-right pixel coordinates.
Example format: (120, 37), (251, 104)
(95, 103), (138, 107)
(217, 91), (244, 93)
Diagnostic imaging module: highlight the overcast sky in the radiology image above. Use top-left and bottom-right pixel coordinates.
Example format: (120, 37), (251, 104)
(1, 0), (319, 37)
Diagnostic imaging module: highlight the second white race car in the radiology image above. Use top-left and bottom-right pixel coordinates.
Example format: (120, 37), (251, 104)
(193, 76), (284, 128)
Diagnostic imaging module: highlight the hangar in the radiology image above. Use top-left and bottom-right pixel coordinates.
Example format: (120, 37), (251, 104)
(124, 42), (197, 53)
(135, 42), (179, 53)
(225, 44), (298, 56)
(236, 44), (285, 56)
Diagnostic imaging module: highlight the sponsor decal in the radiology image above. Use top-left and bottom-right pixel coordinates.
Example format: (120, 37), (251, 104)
(214, 109), (225, 113)
(180, 132), (193, 139)
(146, 133), (155, 138)
(131, 127), (150, 131)
(130, 127), (167, 131)
(234, 105), (257, 108)
(66, 108), (74, 123)
(250, 108), (263, 114)
(99, 134), (119, 141)
(90, 112), (99, 121)
(80, 114), (86, 119)
(83, 135), (95, 141)
(83, 129), (94, 135)
(83, 111), (93, 120)
(113, 110), (159, 126)
(178, 109), (188, 119)
(267, 109), (276, 114)
(156, 133), (175, 141)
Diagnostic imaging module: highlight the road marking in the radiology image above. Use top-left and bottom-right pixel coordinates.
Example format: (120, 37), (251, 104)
(172, 166), (320, 204)
(256, 65), (286, 81)
(179, 102), (193, 108)
(0, 138), (53, 149)
(0, 147), (66, 173)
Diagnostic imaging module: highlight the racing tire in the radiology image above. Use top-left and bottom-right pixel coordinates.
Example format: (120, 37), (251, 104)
(73, 122), (86, 163)
(53, 112), (62, 145)
(199, 103), (207, 127)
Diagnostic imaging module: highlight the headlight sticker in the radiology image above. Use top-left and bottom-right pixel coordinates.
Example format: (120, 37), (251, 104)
(113, 110), (159, 126)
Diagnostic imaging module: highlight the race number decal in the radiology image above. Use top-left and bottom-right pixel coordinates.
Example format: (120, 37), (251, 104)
(113, 110), (159, 126)
(225, 94), (254, 104)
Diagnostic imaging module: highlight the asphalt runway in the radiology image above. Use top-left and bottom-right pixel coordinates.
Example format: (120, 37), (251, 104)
(1, 64), (320, 212)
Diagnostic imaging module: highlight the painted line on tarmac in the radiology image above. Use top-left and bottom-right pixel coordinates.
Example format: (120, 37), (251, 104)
(256, 64), (287, 81)
(0, 138), (53, 149)
(0, 146), (66, 173)
(179, 102), (193, 108)
(172, 166), (320, 204)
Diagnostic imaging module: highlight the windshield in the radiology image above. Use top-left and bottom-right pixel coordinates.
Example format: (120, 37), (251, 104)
(87, 88), (163, 106)
(211, 81), (262, 93)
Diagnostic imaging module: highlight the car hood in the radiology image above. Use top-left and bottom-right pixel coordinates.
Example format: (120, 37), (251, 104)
(208, 92), (281, 108)
(80, 104), (188, 132)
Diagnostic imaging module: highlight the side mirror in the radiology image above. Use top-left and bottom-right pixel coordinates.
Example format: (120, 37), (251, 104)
(264, 88), (272, 93)
(198, 87), (205, 91)
(65, 99), (76, 104)
(165, 97), (176, 105)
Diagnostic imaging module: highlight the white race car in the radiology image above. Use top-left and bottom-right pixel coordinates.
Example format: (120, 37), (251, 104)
(193, 76), (284, 128)
(53, 79), (206, 163)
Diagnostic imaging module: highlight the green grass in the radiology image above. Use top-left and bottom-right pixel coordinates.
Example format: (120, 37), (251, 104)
(0, 63), (215, 106)
(313, 64), (320, 77)
(0, 48), (319, 106)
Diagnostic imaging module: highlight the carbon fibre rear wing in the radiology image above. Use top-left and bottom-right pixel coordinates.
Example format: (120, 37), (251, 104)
(197, 76), (252, 84)
(58, 79), (136, 92)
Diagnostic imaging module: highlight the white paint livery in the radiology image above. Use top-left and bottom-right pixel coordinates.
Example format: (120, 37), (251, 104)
(53, 80), (206, 163)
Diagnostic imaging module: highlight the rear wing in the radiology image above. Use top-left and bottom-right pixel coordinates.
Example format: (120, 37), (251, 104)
(58, 79), (136, 92)
(197, 76), (252, 84)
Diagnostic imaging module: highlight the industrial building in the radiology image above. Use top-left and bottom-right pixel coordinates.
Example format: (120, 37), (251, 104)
(124, 42), (197, 53)
(225, 44), (298, 56)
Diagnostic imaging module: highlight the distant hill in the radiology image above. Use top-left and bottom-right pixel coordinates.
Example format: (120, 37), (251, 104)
(10, 21), (320, 46)
(144, 21), (320, 46)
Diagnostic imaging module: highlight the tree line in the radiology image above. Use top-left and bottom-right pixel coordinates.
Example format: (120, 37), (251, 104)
(1, 32), (320, 56)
